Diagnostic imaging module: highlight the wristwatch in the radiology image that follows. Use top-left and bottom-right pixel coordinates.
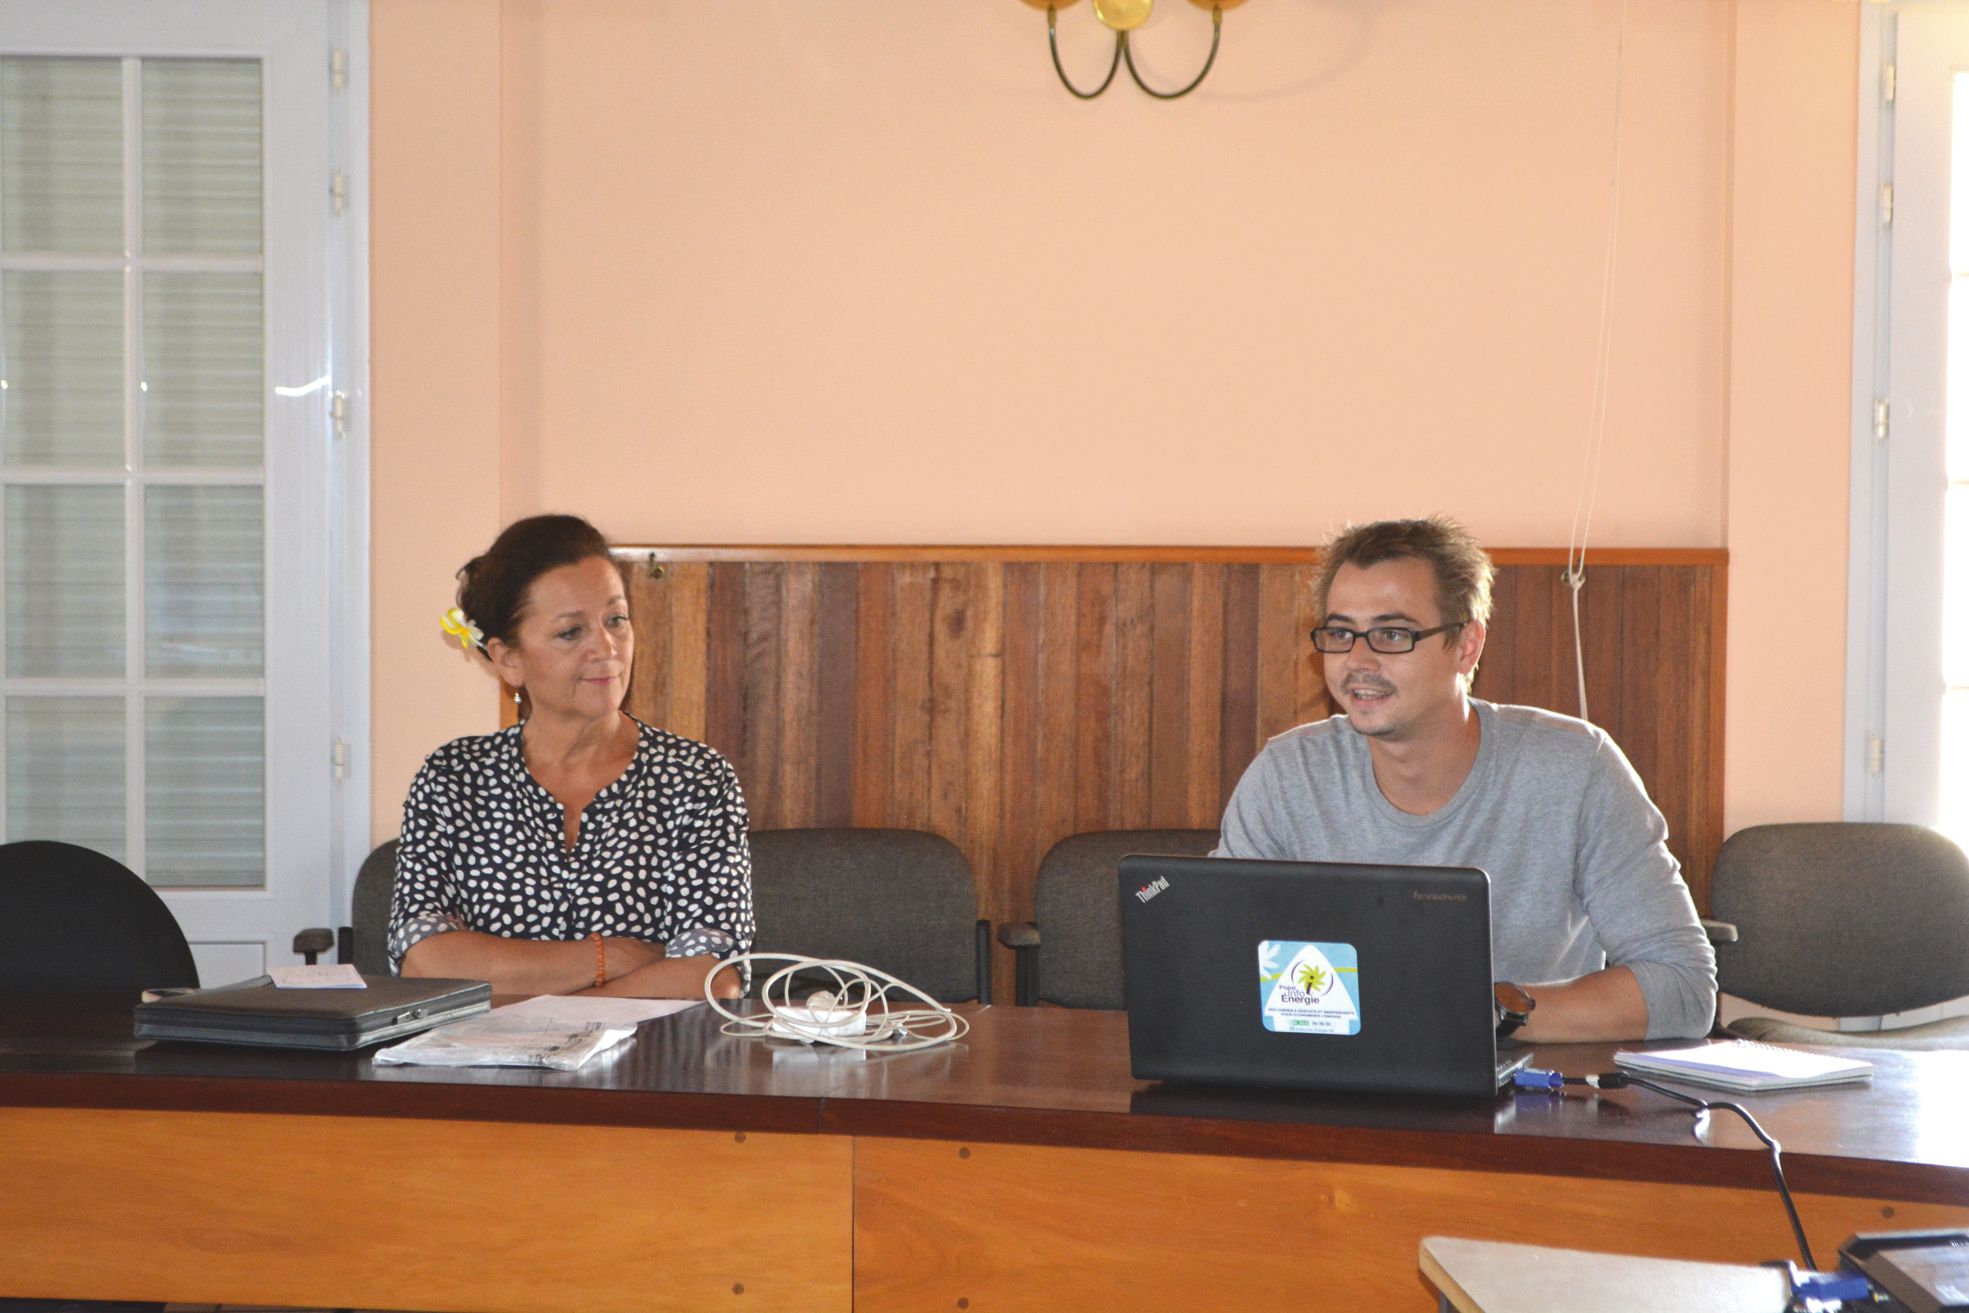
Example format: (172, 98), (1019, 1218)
(1493, 981), (1535, 1038)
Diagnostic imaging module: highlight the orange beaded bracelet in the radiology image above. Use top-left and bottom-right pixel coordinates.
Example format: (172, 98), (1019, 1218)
(591, 931), (606, 988)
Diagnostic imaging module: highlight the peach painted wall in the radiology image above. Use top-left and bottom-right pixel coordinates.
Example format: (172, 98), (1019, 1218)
(370, 1), (1858, 850)
(370, 0), (504, 839)
(1726, 1), (1857, 827)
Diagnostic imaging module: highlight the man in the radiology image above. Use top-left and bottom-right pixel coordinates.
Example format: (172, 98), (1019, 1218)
(1216, 517), (1716, 1042)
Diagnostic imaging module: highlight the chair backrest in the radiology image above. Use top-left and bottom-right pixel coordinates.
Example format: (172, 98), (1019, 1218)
(0, 839), (199, 993)
(747, 828), (982, 1003)
(349, 839), (399, 976)
(1712, 822), (1969, 1018)
(1034, 828), (1220, 1009)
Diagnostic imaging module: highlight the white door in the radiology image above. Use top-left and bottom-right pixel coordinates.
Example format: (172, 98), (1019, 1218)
(0, 1), (367, 984)
(1873, 10), (1969, 849)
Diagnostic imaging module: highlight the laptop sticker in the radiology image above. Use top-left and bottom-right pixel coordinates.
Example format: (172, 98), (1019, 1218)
(1257, 940), (1361, 1035)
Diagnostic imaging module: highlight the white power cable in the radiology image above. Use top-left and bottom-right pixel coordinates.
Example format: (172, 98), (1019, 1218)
(703, 953), (970, 1053)
(1564, 0), (1629, 727)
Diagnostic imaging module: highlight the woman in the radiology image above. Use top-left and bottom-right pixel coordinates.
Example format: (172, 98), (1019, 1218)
(390, 515), (751, 998)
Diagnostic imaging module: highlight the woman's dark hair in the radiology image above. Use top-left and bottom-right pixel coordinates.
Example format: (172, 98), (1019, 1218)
(456, 514), (613, 648)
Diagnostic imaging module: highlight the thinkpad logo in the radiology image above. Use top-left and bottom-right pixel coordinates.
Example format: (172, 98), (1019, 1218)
(1135, 875), (1171, 904)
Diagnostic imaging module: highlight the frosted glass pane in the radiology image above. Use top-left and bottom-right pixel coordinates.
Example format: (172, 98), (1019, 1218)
(143, 273), (262, 467)
(142, 59), (261, 257)
(144, 485), (261, 675)
(1948, 487), (1969, 688)
(1941, 690), (1969, 857)
(145, 697), (262, 887)
(1, 271), (124, 467)
(5, 696), (125, 860)
(4, 485), (124, 677)
(1953, 281), (1969, 484)
(1956, 76), (1969, 275)
(0, 57), (122, 255)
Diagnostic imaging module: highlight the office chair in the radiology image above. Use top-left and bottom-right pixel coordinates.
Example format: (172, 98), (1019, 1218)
(747, 828), (991, 1004)
(0, 841), (186, 1313)
(293, 838), (397, 975)
(1711, 822), (1969, 1049)
(998, 829), (1220, 1008)
(0, 840), (198, 994)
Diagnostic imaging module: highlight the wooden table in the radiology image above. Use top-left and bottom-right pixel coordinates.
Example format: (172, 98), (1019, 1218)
(3, 997), (1967, 1311)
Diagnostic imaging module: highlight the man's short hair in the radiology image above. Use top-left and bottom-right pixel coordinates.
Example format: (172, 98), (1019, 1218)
(1312, 516), (1496, 631)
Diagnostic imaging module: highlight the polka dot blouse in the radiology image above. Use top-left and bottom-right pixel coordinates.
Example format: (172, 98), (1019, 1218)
(388, 719), (755, 975)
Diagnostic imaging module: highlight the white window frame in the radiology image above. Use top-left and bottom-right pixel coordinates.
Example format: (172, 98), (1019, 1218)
(0, 0), (369, 980)
(1847, 4), (1947, 827)
(1847, 6), (1890, 825)
(1844, 3), (1968, 1028)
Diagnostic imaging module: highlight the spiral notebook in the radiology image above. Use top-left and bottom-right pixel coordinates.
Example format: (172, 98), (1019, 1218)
(1613, 1040), (1873, 1092)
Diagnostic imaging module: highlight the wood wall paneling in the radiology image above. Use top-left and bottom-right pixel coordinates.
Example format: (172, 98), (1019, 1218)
(610, 549), (1726, 1001)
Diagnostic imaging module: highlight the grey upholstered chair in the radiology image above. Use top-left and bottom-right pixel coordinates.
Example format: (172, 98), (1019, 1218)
(1712, 822), (1969, 1049)
(293, 838), (397, 976)
(0, 840), (198, 994)
(748, 827), (990, 1004)
(999, 829), (1220, 1008)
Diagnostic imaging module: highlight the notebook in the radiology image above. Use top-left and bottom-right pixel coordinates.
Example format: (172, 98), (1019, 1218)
(1118, 854), (1531, 1099)
(134, 974), (492, 1051)
(1613, 1040), (1874, 1093)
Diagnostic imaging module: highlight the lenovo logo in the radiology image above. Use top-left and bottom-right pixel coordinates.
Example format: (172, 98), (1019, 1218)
(1411, 891), (1468, 903)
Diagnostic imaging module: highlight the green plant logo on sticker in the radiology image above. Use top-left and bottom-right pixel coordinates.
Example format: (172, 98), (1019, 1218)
(1258, 940), (1361, 1035)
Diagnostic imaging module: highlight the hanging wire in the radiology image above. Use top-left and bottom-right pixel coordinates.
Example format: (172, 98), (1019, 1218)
(1563, 0), (1629, 725)
(1122, 5), (1223, 100)
(1048, 4), (1124, 99)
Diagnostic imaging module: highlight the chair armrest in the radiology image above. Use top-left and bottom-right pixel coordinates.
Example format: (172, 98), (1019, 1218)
(1700, 917), (1739, 945)
(997, 922), (1040, 949)
(997, 921), (1040, 1006)
(974, 919), (993, 1006)
(292, 927), (334, 964)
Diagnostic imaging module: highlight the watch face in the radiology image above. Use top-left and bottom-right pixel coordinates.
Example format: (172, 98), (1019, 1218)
(1494, 982), (1534, 1018)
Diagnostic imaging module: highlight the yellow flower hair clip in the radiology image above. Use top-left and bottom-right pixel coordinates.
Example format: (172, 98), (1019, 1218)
(440, 607), (485, 652)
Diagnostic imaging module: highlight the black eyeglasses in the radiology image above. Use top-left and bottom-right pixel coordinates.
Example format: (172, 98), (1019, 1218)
(1309, 622), (1466, 654)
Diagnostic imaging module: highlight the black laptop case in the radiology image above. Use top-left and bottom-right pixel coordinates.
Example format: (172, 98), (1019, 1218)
(134, 975), (492, 1050)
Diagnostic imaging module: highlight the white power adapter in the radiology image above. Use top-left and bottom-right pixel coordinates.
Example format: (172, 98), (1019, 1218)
(707, 954), (969, 1052)
(766, 992), (871, 1044)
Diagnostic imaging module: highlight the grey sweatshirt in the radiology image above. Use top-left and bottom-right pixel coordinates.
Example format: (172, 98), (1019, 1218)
(1215, 699), (1718, 1040)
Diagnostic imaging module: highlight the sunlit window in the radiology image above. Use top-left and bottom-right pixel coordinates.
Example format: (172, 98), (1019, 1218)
(1943, 77), (1969, 852)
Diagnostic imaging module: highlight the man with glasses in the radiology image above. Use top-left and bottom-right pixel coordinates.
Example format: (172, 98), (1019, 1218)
(1216, 517), (1716, 1042)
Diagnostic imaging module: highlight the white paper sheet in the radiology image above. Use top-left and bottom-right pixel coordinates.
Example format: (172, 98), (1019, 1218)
(268, 964), (366, 989)
(496, 995), (700, 1026)
(374, 1013), (638, 1070)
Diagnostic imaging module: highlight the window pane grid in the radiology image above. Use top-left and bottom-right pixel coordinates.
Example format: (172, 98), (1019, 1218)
(0, 467), (265, 485)
(5, 696), (125, 861)
(1, 269), (124, 466)
(1, 679), (265, 695)
(0, 53), (267, 888)
(0, 57), (121, 256)
(0, 253), (261, 273)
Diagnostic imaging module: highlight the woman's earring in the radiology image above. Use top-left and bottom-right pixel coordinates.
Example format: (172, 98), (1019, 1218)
(512, 688), (522, 707)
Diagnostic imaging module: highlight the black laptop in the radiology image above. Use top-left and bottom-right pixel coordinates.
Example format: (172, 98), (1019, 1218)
(134, 974), (492, 1051)
(1118, 855), (1530, 1099)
